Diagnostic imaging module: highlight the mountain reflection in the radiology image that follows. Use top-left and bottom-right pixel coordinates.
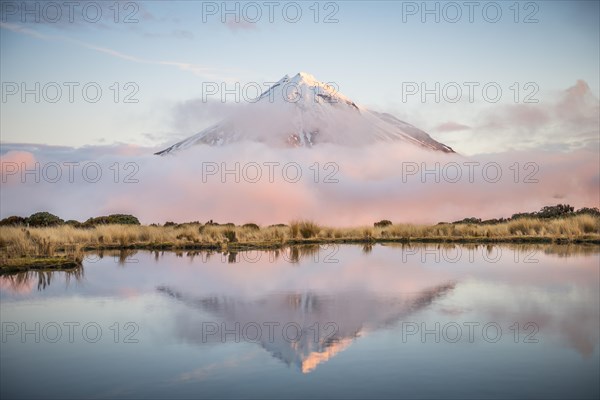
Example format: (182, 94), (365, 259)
(158, 282), (456, 373)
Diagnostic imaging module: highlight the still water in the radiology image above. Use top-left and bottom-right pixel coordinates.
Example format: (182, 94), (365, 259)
(1, 244), (599, 399)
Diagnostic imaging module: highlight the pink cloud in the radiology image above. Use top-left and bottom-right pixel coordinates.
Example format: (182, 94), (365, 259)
(1, 151), (38, 185)
(1, 142), (598, 225)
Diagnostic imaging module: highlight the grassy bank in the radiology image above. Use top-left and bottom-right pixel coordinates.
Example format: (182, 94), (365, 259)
(0, 256), (82, 274)
(1, 214), (599, 272)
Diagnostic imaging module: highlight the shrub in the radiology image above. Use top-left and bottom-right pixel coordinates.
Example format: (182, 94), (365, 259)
(537, 204), (574, 219)
(0, 216), (27, 226)
(374, 220), (392, 228)
(512, 204), (575, 220)
(27, 212), (64, 227)
(65, 220), (83, 228)
(164, 221), (177, 227)
(83, 216), (108, 226)
(106, 214), (140, 225)
(511, 212), (536, 220)
(84, 214), (140, 226)
(576, 207), (600, 217)
(242, 223), (260, 230)
(452, 217), (482, 224)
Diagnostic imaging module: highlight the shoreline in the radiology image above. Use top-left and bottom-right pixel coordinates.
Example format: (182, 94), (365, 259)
(0, 257), (82, 274)
(2, 213), (599, 273)
(2, 234), (599, 274)
(76, 235), (600, 251)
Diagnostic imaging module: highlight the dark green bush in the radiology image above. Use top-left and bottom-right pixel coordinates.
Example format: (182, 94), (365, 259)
(575, 207), (600, 217)
(0, 216), (27, 226)
(65, 220), (83, 228)
(511, 212), (536, 220)
(83, 214), (140, 226)
(242, 223), (260, 230)
(452, 217), (482, 224)
(512, 204), (575, 220)
(537, 204), (574, 219)
(374, 220), (392, 228)
(27, 212), (64, 227)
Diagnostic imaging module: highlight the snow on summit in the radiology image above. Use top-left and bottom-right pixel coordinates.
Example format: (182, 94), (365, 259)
(156, 72), (454, 155)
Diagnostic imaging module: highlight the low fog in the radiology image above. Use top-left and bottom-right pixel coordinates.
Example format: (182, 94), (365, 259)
(1, 142), (598, 225)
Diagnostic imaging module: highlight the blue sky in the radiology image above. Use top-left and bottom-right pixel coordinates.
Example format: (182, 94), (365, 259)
(1, 0), (599, 152)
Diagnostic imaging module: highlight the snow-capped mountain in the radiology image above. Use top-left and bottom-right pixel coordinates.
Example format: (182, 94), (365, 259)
(156, 72), (454, 155)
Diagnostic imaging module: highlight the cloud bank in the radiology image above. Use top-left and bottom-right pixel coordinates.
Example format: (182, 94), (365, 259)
(1, 141), (598, 225)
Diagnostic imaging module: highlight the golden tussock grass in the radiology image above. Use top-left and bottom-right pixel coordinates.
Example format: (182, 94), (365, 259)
(1, 215), (598, 264)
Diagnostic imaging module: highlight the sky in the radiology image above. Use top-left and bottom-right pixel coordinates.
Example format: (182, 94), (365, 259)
(0, 0), (599, 223)
(1, 0), (598, 151)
